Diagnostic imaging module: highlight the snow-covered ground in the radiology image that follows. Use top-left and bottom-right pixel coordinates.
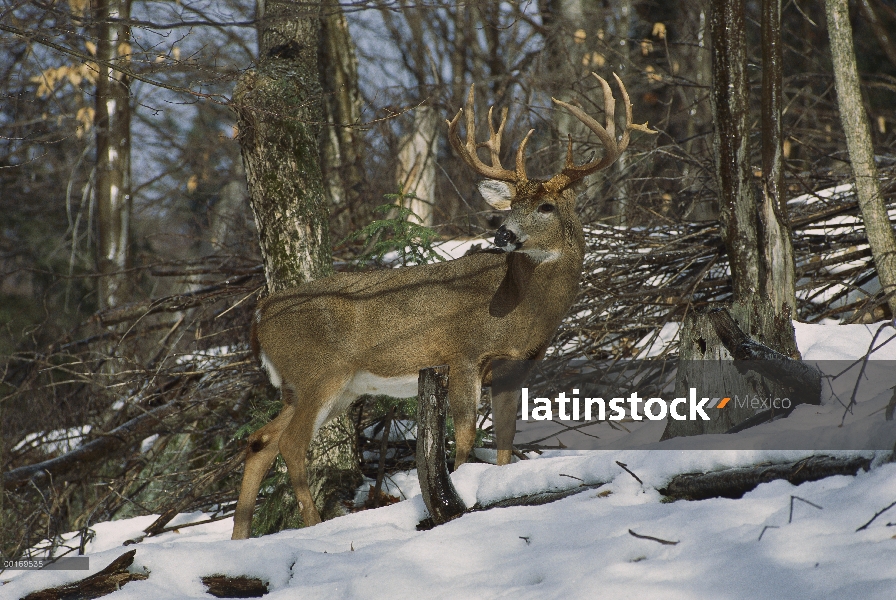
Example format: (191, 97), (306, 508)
(4, 322), (896, 599)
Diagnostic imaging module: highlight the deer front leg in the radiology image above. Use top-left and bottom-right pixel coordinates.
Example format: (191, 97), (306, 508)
(491, 358), (539, 466)
(449, 363), (481, 469)
(232, 397), (295, 540)
(492, 386), (519, 466)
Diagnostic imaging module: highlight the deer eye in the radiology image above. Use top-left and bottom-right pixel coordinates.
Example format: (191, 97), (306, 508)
(538, 203), (555, 213)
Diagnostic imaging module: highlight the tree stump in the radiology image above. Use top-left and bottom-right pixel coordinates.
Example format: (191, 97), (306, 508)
(662, 297), (803, 440)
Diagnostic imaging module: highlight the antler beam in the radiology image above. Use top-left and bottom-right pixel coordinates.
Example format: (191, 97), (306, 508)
(447, 85), (533, 184)
(545, 73), (656, 192)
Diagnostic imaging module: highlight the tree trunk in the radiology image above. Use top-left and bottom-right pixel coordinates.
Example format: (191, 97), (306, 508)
(94, 0), (132, 310)
(234, 0), (332, 292)
(665, 0), (801, 440)
(233, 0), (360, 530)
(318, 0), (365, 237)
(826, 0), (896, 316)
(661, 297), (799, 439)
(711, 0), (759, 302)
(396, 106), (439, 225)
(760, 0), (797, 318)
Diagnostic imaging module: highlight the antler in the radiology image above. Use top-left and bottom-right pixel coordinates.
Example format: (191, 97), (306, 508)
(447, 84), (534, 184)
(544, 72), (656, 193)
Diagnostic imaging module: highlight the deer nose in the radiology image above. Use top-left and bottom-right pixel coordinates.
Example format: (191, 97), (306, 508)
(494, 225), (517, 248)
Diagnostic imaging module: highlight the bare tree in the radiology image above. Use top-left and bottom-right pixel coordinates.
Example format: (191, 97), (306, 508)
(94, 0), (132, 309)
(826, 0), (896, 316)
(396, 106), (439, 225)
(760, 0), (797, 317)
(318, 0), (365, 237)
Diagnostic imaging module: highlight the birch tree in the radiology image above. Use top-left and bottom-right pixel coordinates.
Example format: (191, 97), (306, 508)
(826, 0), (896, 315)
(93, 0), (132, 309)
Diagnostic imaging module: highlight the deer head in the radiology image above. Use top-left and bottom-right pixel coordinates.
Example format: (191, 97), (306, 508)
(448, 73), (653, 261)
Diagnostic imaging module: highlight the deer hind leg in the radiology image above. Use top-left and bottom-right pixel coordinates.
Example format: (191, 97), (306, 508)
(449, 363), (482, 469)
(277, 377), (350, 527)
(231, 387), (297, 540)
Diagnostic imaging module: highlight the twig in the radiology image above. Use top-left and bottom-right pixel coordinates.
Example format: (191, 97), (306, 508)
(628, 529), (679, 545)
(616, 461), (644, 485)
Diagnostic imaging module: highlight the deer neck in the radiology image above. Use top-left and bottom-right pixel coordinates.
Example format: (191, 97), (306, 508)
(490, 235), (584, 321)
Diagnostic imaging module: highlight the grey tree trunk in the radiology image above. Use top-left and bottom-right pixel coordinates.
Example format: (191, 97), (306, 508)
(760, 0), (797, 318)
(94, 0), (132, 310)
(318, 0), (365, 237)
(711, 0), (759, 302)
(826, 0), (896, 316)
(234, 0), (360, 530)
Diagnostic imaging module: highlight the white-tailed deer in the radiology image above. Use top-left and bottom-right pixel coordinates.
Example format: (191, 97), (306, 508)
(232, 73), (653, 539)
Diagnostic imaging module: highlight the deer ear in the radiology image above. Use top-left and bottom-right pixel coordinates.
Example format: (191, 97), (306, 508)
(478, 180), (515, 210)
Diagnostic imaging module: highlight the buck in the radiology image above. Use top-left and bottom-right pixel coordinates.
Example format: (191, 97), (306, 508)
(231, 73), (653, 539)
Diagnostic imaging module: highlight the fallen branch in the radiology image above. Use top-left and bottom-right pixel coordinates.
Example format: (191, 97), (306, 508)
(3, 398), (197, 489)
(659, 454), (871, 501)
(201, 575), (268, 598)
(21, 550), (146, 600)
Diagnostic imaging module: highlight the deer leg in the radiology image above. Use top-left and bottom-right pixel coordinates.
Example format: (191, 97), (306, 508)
(278, 379), (348, 527)
(231, 389), (296, 540)
(449, 364), (481, 469)
(492, 358), (537, 466)
(492, 386), (519, 466)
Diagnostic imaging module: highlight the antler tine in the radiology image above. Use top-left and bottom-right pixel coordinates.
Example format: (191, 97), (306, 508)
(516, 129), (534, 181)
(482, 106), (508, 168)
(545, 73), (656, 192)
(447, 84), (521, 183)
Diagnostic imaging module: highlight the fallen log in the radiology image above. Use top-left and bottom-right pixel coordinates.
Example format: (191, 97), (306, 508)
(21, 550), (146, 600)
(201, 575), (268, 598)
(659, 454), (872, 501)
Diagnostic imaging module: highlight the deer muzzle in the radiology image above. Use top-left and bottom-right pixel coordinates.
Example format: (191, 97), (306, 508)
(494, 225), (518, 250)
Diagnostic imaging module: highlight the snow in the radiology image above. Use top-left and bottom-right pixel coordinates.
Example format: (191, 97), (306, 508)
(4, 321), (896, 599)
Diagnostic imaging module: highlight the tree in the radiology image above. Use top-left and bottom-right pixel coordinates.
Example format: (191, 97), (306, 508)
(93, 0), (133, 309)
(232, 0), (361, 532)
(826, 0), (896, 316)
(318, 0), (365, 237)
(663, 0), (799, 441)
(760, 0), (797, 319)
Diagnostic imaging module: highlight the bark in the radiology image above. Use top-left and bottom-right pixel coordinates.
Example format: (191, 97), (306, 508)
(93, 0), (132, 310)
(318, 0), (364, 236)
(234, 0), (332, 292)
(416, 366), (466, 526)
(826, 0), (896, 316)
(396, 106), (439, 225)
(661, 297), (800, 439)
(760, 0), (797, 318)
(711, 0), (759, 302)
(233, 0), (361, 528)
